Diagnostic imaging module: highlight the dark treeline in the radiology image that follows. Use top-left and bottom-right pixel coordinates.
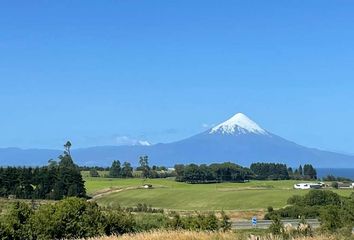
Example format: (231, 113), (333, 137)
(250, 163), (317, 180)
(85, 155), (318, 182)
(250, 163), (289, 180)
(79, 166), (110, 171)
(175, 162), (254, 183)
(175, 162), (317, 183)
(96, 156), (175, 179)
(0, 142), (86, 200)
(291, 164), (317, 180)
(322, 175), (352, 182)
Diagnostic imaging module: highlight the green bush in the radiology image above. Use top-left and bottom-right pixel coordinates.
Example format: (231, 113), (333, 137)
(286, 190), (342, 207)
(1, 198), (134, 240)
(169, 213), (184, 229)
(267, 206), (274, 213)
(202, 213), (219, 231)
(331, 182), (339, 189)
(0, 222), (8, 239)
(167, 212), (224, 232)
(220, 211), (232, 231)
(90, 169), (100, 177)
(0, 198), (233, 239)
(268, 214), (284, 235)
(265, 205), (319, 220)
(134, 213), (169, 231)
(287, 195), (303, 205)
(1, 201), (33, 239)
(320, 205), (344, 232)
(30, 197), (104, 239)
(303, 190), (341, 206)
(103, 210), (136, 235)
(269, 190), (353, 234)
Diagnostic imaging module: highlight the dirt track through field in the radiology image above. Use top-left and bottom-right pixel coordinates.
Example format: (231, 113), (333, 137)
(89, 187), (137, 201)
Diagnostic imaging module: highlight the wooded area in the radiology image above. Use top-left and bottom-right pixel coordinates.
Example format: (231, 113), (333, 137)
(0, 142), (85, 200)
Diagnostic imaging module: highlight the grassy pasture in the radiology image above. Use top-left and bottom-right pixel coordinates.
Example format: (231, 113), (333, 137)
(85, 177), (353, 211)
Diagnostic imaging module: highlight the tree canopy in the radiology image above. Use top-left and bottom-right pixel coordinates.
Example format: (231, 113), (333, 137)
(0, 142), (86, 200)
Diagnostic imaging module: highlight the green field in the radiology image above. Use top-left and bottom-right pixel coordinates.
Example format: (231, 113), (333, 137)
(85, 177), (353, 211)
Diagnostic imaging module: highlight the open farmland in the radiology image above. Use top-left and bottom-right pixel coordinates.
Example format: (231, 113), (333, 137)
(84, 177), (353, 211)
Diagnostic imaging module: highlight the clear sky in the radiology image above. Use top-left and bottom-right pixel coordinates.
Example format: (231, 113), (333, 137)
(1, 1), (354, 153)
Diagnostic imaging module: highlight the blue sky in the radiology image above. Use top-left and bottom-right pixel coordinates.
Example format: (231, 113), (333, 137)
(1, 1), (354, 153)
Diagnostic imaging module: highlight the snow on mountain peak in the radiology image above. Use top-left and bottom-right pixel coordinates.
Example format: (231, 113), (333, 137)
(209, 113), (267, 135)
(137, 140), (151, 146)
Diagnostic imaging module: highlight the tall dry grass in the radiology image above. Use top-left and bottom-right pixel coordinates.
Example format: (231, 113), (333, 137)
(88, 230), (338, 240)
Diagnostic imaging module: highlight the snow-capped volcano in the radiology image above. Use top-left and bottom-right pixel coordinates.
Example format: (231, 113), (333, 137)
(2, 112), (354, 167)
(210, 113), (267, 135)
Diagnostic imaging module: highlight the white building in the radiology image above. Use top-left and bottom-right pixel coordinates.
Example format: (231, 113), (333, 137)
(294, 183), (322, 190)
(337, 182), (354, 189)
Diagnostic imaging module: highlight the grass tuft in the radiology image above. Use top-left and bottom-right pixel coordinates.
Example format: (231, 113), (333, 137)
(87, 230), (339, 240)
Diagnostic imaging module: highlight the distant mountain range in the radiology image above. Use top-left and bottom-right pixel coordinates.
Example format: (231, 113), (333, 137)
(1, 113), (354, 167)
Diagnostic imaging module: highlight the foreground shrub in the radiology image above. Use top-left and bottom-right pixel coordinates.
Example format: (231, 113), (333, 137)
(103, 210), (136, 236)
(0, 198), (232, 239)
(303, 190), (341, 206)
(31, 197), (105, 239)
(287, 190), (342, 208)
(269, 190), (354, 235)
(268, 215), (284, 236)
(0, 198), (137, 240)
(219, 211), (232, 231)
(265, 205), (319, 220)
(0, 201), (33, 239)
(168, 213), (222, 231)
(320, 206), (344, 233)
(134, 213), (169, 232)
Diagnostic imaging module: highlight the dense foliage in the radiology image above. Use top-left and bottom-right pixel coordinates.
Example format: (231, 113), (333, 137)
(265, 190), (354, 235)
(265, 190), (343, 220)
(300, 164), (317, 180)
(0, 142), (86, 200)
(134, 156), (175, 179)
(175, 162), (254, 183)
(109, 160), (134, 178)
(322, 174), (352, 182)
(89, 168), (100, 177)
(79, 166), (110, 171)
(174, 162), (317, 183)
(0, 198), (231, 240)
(250, 163), (317, 180)
(250, 163), (290, 180)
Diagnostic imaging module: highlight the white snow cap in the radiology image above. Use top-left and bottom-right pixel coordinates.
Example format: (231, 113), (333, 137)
(210, 113), (267, 135)
(137, 140), (151, 146)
